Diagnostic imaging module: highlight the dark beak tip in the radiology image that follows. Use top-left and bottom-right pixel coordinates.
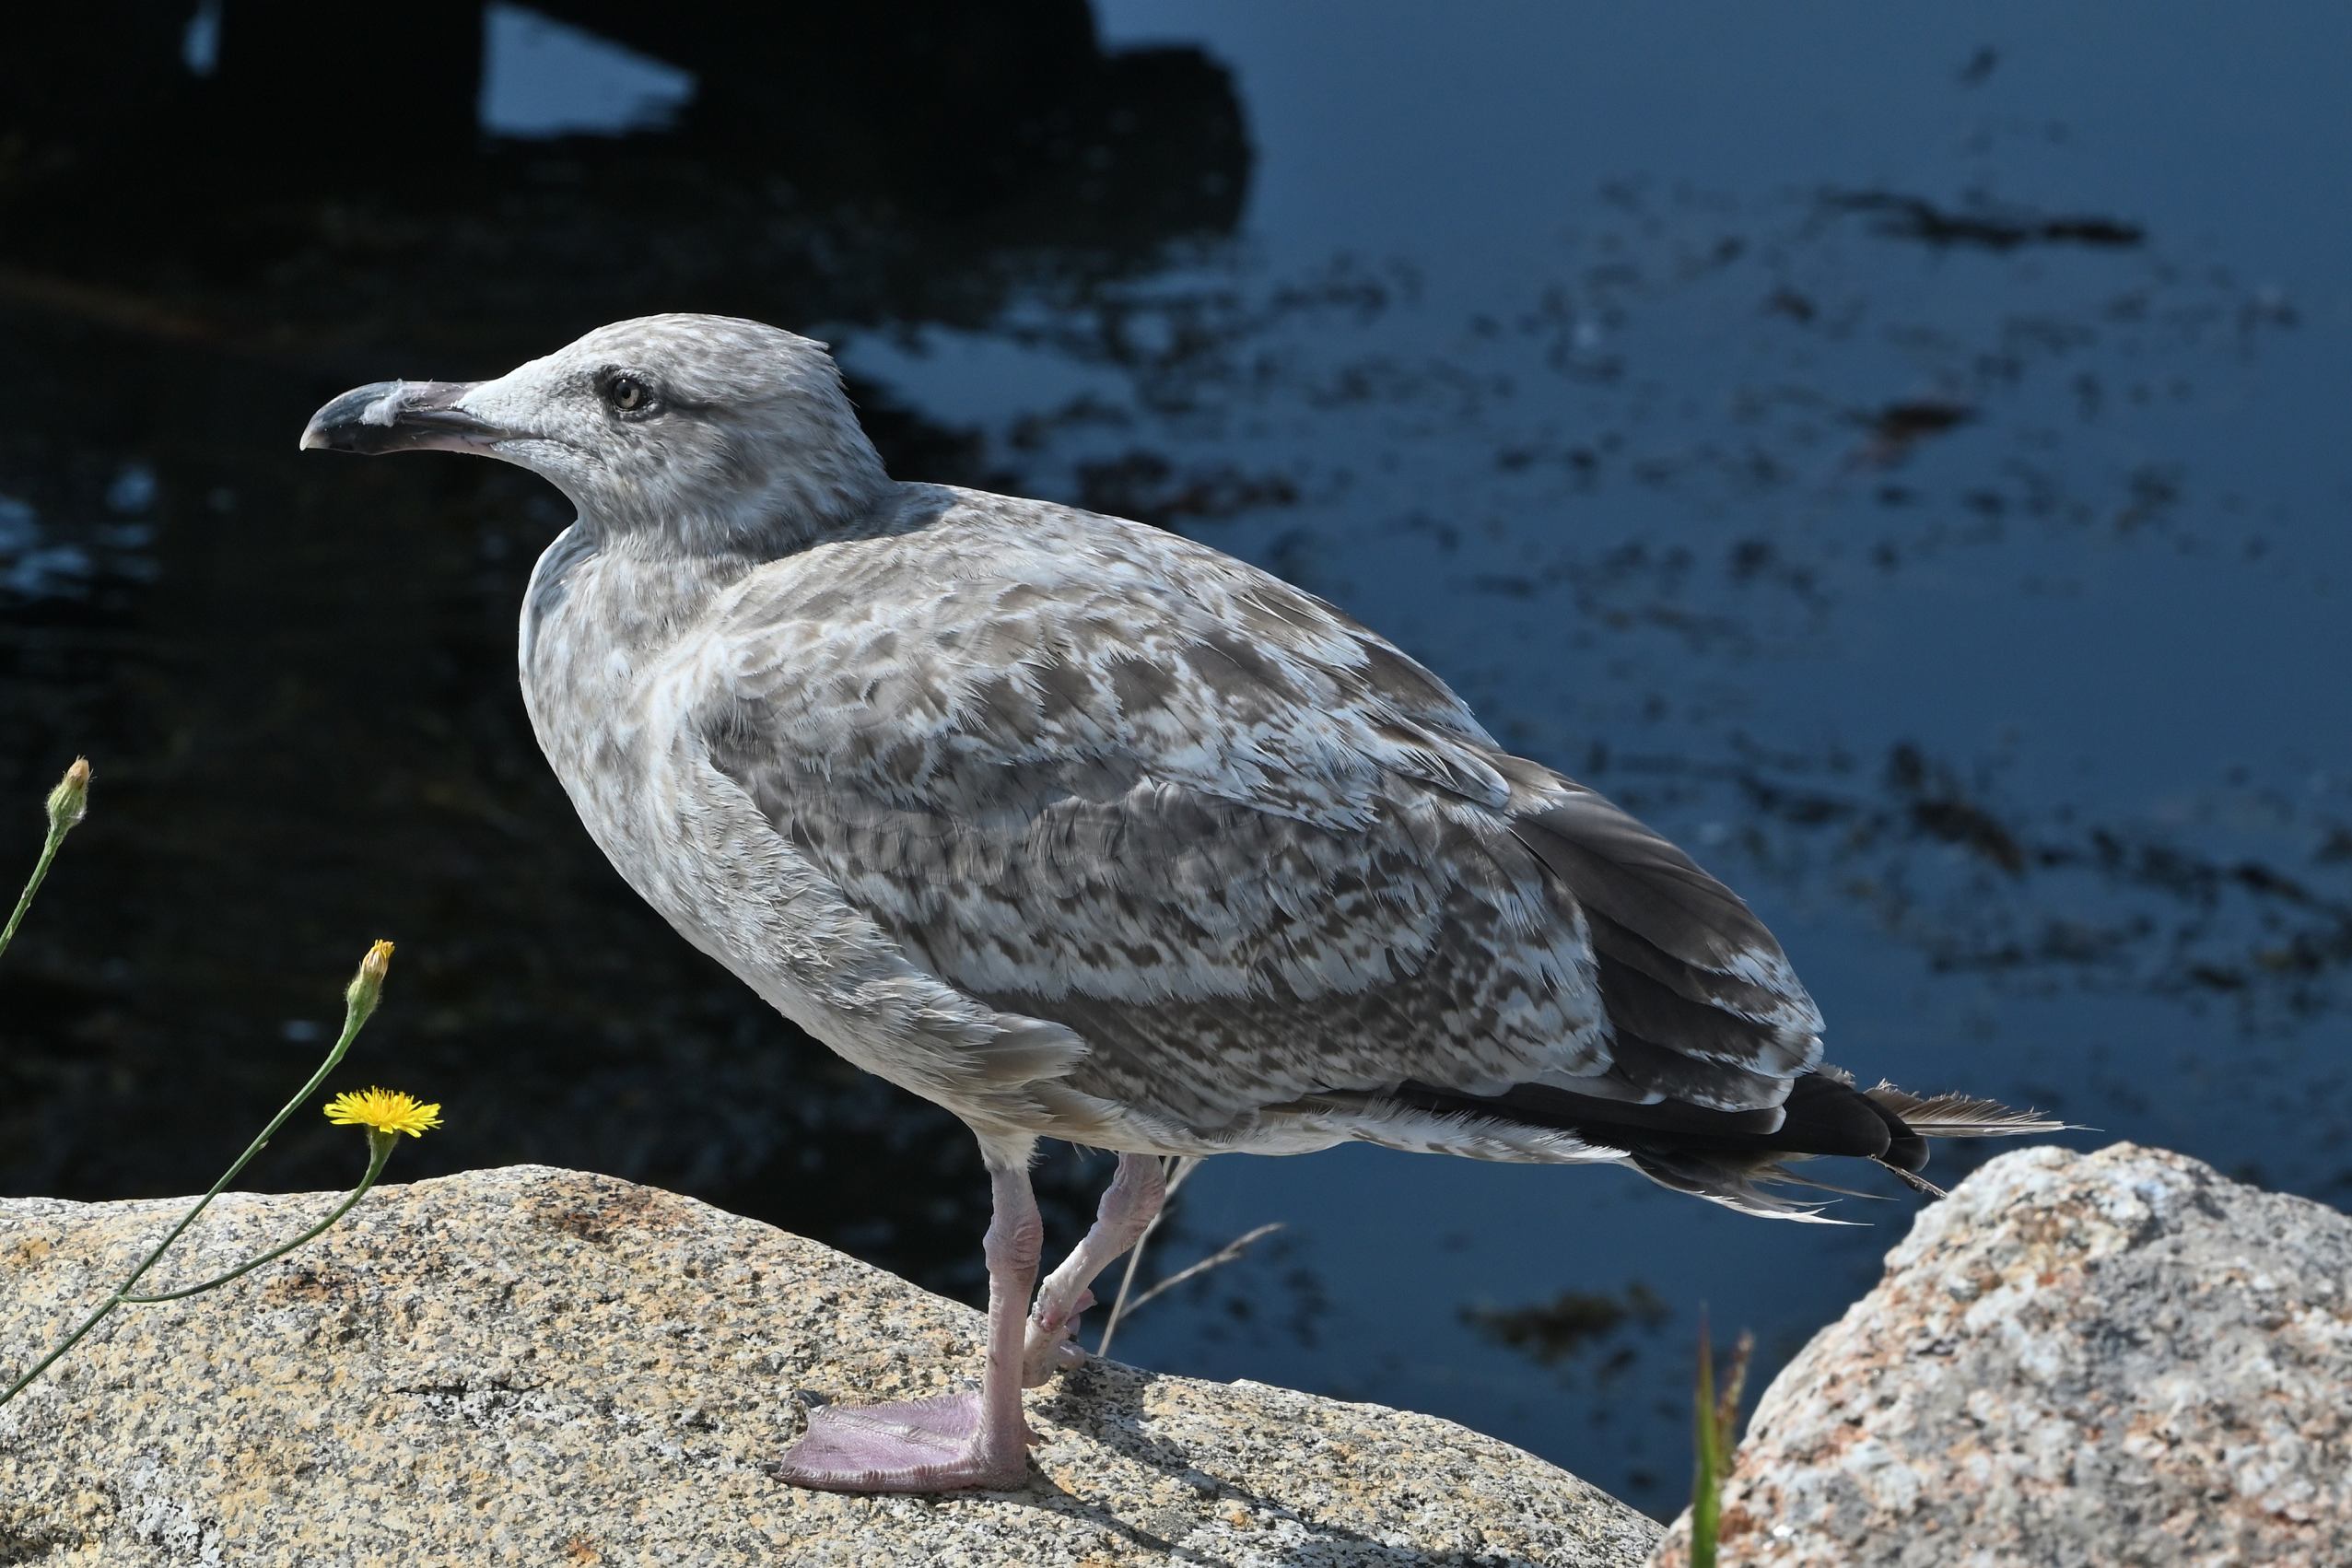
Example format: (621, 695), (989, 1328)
(299, 380), (493, 456)
(300, 380), (402, 455)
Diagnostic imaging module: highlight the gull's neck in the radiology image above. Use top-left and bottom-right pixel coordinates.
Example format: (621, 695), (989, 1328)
(519, 474), (908, 690)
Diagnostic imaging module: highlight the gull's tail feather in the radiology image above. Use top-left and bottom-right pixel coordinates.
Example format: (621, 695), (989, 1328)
(1861, 1082), (2069, 1141)
(1620, 1145), (1858, 1224)
(1872, 1160), (1948, 1199)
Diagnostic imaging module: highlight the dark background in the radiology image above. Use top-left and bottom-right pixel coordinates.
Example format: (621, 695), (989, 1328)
(3, 1), (2347, 1515)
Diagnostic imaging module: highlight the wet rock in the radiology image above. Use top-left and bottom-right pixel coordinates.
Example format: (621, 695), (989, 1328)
(0, 1166), (1658, 1567)
(1653, 1144), (2352, 1566)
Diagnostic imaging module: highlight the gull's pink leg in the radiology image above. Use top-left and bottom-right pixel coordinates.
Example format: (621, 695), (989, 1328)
(1023, 1153), (1166, 1386)
(773, 1154), (1043, 1492)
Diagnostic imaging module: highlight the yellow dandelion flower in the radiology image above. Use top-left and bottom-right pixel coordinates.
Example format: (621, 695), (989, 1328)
(323, 1087), (443, 1138)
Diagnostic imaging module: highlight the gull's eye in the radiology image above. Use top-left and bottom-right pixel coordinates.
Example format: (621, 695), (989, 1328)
(603, 373), (654, 415)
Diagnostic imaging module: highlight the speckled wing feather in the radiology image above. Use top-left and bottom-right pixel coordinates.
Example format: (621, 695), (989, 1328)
(688, 485), (1821, 1147)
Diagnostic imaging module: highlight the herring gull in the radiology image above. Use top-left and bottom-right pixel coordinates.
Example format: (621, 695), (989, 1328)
(301, 313), (2057, 1493)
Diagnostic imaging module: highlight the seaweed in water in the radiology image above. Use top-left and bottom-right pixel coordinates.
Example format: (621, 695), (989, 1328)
(1462, 1282), (1671, 1368)
(1826, 190), (2145, 252)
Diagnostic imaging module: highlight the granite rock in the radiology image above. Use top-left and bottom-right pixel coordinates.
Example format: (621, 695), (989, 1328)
(0, 1164), (1658, 1567)
(1652, 1143), (2352, 1567)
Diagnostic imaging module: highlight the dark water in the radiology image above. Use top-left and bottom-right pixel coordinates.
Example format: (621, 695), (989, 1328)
(5, 2), (2348, 1515)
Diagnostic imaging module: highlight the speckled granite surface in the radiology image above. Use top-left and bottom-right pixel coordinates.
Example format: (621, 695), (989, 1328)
(0, 1164), (1656, 1567)
(1653, 1143), (2352, 1567)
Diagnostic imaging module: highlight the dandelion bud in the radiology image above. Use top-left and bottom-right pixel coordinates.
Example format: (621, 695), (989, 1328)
(43, 758), (91, 834)
(345, 939), (395, 1023)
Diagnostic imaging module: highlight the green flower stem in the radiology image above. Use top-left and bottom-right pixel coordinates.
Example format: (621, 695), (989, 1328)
(120, 1130), (395, 1304)
(0, 962), (384, 1408)
(0, 820), (68, 965)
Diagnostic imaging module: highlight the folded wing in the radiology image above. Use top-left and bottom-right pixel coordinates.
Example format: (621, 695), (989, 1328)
(688, 493), (1825, 1154)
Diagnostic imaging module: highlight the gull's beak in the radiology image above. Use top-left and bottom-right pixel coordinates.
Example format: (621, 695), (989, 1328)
(298, 380), (500, 455)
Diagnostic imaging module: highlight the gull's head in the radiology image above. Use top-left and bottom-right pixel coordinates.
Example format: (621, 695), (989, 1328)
(300, 314), (889, 550)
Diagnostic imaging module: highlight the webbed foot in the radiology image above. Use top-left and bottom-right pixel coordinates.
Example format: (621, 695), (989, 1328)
(773, 1391), (1034, 1493)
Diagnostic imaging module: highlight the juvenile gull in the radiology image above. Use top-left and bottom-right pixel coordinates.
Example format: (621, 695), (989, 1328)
(302, 314), (2057, 1493)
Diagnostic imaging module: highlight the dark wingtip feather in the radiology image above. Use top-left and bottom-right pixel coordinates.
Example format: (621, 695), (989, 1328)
(1617, 1075), (2060, 1221)
(1387, 1072), (2064, 1223)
